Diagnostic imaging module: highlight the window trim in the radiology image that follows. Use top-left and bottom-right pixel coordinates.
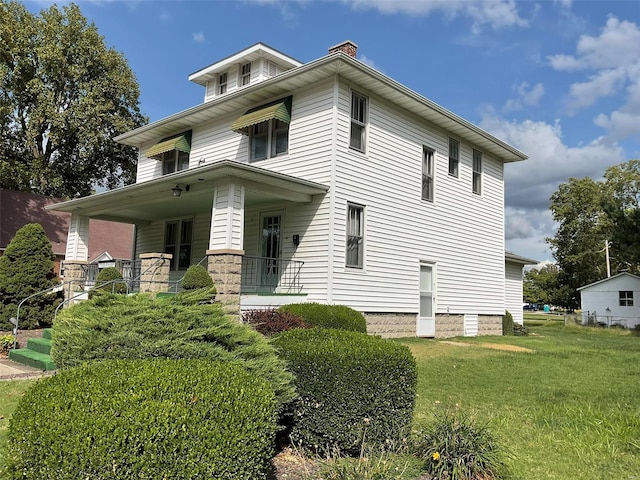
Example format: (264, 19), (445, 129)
(472, 149), (482, 195)
(161, 149), (190, 175)
(164, 219), (193, 271)
(350, 90), (368, 153)
(249, 118), (289, 162)
(619, 290), (634, 307)
(346, 203), (365, 269)
(422, 146), (435, 202)
(240, 62), (251, 86)
(448, 138), (459, 178)
(218, 71), (228, 95)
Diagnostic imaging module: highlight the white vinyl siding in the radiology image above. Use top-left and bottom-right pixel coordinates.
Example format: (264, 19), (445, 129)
(505, 260), (525, 324)
(331, 80), (505, 315)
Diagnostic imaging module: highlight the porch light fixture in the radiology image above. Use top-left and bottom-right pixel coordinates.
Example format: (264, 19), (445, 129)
(171, 184), (190, 197)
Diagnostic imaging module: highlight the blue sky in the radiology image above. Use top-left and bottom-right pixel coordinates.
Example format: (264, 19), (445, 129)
(26, 0), (640, 263)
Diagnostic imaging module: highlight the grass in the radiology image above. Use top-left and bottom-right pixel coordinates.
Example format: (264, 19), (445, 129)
(400, 318), (640, 479)
(1, 321), (638, 479)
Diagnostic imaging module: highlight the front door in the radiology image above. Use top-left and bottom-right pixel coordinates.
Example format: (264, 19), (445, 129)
(260, 213), (282, 291)
(417, 264), (436, 337)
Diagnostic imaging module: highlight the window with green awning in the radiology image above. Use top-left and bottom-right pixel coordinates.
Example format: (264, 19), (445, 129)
(231, 97), (292, 135)
(145, 132), (192, 160)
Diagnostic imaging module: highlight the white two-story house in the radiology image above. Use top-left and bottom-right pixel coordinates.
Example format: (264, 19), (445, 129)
(49, 41), (529, 338)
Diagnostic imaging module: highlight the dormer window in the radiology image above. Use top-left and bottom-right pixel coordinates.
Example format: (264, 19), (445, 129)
(231, 97), (292, 163)
(145, 131), (192, 175)
(240, 62), (251, 86)
(218, 72), (228, 94)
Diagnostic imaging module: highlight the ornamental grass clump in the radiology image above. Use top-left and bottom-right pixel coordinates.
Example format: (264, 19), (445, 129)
(413, 408), (508, 480)
(5, 359), (277, 479)
(51, 289), (295, 411)
(273, 328), (417, 456)
(278, 303), (367, 332)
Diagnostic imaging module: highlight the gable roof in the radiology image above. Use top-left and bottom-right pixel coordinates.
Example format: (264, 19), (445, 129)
(116, 51), (527, 164)
(577, 272), (640, 291)
(0, 189), (134, 261)
(505, 252), (538, 265)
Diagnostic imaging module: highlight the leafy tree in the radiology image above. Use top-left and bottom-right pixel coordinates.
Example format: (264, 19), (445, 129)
(523, 264), (559, 306)
(547, 160), (640, 309)
(0, 1), (146, 198)
(0, 223), (62, 330)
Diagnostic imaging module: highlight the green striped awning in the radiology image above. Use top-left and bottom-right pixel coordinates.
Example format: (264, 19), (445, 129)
(231, 98), (292, 135)
(145, 133), (191, 159)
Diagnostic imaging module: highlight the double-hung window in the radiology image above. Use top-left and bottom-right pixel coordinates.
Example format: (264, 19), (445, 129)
(218, 72), (228, 94)
(161, 150), (190, 175)
(250, 119), (289, 162)
(240, 62), (251, 86)
(619, 291), (634, 306)
(449, 138), (459, 177)
(422, 147), (435, 202)
(164, 219), (193, 271)
(472, 149), (482, 195)
(350, 91), (367, 152)
(346, 203), (364, 268)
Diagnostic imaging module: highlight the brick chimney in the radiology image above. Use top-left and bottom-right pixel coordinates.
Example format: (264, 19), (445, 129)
(328, 40), (358, 58)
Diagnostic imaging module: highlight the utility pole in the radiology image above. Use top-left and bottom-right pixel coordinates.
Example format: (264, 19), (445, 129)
(605, 239), (611, 278)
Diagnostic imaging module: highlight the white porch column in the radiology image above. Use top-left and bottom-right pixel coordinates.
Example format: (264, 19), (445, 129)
(66, 213), (90, 261)
(208, 183), (245, 316)
(209, 183), (245, 251)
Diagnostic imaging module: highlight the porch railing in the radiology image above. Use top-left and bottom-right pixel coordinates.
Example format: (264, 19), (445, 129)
(81, 260), (141, 290)
(241, 256), (304, 294)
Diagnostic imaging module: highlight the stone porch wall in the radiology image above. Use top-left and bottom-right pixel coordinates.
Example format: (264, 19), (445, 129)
(207, 249), (243, 316)
(364, 313), (416, 338)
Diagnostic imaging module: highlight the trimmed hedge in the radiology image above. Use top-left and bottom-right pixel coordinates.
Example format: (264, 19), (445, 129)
(94, 267), (127, 294)
(278, 303), (367, 333)
(182, 264), (215, 291)
(5, 359), (277, 479)
(51, 289), (295, 411)
(273, 328), (417, 455)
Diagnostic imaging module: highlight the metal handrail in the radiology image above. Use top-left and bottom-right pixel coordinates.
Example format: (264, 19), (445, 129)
(10, 282), (66, 349)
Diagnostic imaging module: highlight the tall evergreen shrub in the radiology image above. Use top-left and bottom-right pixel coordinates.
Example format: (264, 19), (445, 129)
(0, 223), (61, 329)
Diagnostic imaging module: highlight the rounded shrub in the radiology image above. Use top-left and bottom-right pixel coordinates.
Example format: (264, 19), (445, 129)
(94, 267), (127, 294)
(6, 359), (277, 479)
(182, 264), (215, 291)
(272, 328), (417, 455)
(52, 289), (295, 411)
(278, 303), (367, 332)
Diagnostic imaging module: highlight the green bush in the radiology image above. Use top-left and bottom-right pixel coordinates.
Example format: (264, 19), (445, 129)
(243, 308), (310, 337)
(278, 303), (367, 332)
(272, 328), (417, 455)
(0, 334), (14, 355)
(93, 266), (127, 294)
(0, 223), (61, 330)
(502, 311), (514, 336)
(413, 408), (508, 480)
(513, 322), (528, 336)
(52, 289), (295, 411)
(182, 264), (215, 291)
(5, 359), (277, 479)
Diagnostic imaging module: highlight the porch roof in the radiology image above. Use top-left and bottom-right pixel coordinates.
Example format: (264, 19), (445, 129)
(45, 160), (328, 224)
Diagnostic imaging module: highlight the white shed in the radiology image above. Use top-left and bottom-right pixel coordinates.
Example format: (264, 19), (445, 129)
(578, 273), (640, 329)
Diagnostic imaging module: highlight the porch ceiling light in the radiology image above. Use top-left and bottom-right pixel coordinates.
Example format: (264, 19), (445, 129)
(171, 185), (183, 197)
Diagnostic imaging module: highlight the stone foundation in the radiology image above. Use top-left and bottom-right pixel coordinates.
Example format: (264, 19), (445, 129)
(478, 315), (503, 336)
(207, 249), (243, 316)
(434, 314), (465, 338)
(364, 313), (416, 338)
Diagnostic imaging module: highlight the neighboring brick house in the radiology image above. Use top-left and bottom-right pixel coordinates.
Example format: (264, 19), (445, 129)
(0, 189), (134, 276)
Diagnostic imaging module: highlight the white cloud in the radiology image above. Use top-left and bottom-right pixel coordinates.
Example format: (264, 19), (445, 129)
(566, 67), (627, 110)
(358, 54), (382, 72)
(504, 82), (544, 112)
(342, 0), (528, 32)
(193, 32), (205, 43)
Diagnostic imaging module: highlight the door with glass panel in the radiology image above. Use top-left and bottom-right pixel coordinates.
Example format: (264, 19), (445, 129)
(417, 264), (436, 337)
(260, 213), (281, 291)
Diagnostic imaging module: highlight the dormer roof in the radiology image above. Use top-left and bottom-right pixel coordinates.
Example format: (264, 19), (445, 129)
(188, 42), (303, 86)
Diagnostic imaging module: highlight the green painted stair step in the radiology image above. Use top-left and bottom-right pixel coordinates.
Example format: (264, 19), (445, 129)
(9, 348), (56, 371)
(42, 328), (53, 340)
(27, 337), (52, 355)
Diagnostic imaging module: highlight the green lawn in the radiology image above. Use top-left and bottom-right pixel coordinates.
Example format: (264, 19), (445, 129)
(400, 320), (640, 479)
(1, 322), (639, 479)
